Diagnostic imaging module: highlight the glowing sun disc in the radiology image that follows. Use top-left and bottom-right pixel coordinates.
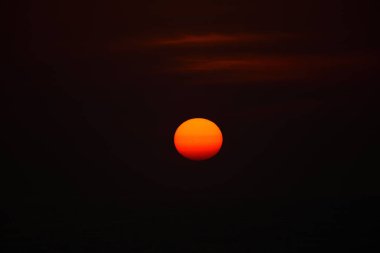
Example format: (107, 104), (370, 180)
(174, 118), (223, 161)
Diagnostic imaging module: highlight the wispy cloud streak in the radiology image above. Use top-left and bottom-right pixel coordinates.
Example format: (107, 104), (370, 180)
(170, 54), (376, 82)
(110, 32), (293, 51)
(109, 32), (377, 83)
(147, 33), (290, 47)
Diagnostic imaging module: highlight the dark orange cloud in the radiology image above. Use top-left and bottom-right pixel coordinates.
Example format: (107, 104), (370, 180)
(109, 32), (293, 51)
(168, 53), (376, 82)
(109, 32), (377, 83)
(147, 33), (290, 47)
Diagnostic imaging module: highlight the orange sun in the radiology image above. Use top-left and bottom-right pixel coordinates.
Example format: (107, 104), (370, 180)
(174, 118), (223, 161)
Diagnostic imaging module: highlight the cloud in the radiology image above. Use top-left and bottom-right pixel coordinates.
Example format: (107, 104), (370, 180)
(109, 32), (293, 51)
(146, 33), (290, 47)
(109, 32), (377, 83)
(166, 53), (376, 82)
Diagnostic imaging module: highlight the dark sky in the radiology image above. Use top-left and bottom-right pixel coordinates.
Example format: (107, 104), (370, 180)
(2, 0), (380, 252)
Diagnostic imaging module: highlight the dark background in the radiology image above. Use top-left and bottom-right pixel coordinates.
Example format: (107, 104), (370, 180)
(2, 0), (379, 252)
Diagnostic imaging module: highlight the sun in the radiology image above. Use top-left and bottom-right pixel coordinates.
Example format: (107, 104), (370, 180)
(174, 118), (223, 161)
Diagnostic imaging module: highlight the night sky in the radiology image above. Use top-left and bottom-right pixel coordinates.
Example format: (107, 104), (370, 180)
(2, 0), (380, 252)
